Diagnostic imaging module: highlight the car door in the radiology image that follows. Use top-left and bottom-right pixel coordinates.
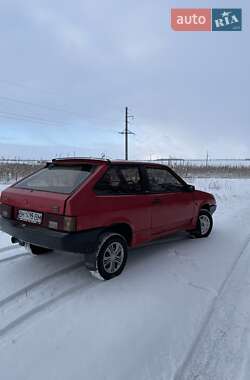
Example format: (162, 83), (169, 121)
(94, 165), (152, 245)
(144, 166), (195, 237)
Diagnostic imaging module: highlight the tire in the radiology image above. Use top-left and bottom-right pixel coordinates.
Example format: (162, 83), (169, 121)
(25, 243), (52, 256)
(90, 233), (128, 280)
(191, 210), (213, 238)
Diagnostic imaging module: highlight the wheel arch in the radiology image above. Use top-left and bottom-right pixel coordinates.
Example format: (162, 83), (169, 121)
(193, 203), (212, 226)
(103, 223), (134, 246)
(200, 203), (212, 213)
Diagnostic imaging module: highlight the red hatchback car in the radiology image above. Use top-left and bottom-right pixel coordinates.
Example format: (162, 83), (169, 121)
(0, 158), (216, 280)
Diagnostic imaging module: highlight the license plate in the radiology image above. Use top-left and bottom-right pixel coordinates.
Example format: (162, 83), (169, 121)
(17, 210), (43, 224)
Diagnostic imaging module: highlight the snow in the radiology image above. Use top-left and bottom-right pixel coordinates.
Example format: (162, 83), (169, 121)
(1, 179), (250, 379)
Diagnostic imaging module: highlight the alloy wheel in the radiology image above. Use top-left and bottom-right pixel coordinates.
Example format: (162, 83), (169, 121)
(103, 242), (125, 274)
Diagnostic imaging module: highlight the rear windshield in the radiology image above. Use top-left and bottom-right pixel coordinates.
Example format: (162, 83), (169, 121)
(14, 164), (94, 194)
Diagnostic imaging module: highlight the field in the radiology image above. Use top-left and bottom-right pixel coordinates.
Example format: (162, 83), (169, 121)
(1, 178), (250, 380)
(1, 160), (250, 184)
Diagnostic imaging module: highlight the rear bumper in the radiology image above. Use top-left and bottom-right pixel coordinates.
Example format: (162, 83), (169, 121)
(0, 216), (102, 255)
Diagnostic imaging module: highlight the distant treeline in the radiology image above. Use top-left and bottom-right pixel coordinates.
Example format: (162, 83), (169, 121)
(0, 162), (43, 184)
(1, 161), (250, 184)
(173, 164), (250, 179)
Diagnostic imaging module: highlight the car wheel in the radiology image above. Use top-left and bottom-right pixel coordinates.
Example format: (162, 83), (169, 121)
(191, 210), (213, 238)
(90, 233), (128, 280)
(25, 243), (52, 255)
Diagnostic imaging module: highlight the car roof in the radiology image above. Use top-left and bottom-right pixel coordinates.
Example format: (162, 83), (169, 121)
(110, 160), (167, 168)
(51, 157), (109, 165)
(51, 157), (169, 168)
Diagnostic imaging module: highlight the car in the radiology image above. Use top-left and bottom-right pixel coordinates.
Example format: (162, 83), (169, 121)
(0, 158), (216, 280)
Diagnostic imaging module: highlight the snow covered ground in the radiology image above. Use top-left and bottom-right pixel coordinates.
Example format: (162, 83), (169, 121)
(1, 179), (250, 380)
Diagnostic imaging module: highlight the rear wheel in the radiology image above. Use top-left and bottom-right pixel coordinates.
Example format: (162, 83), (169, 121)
(25, 244), (52, 256)
(191, 210), (213, 238)
(90, 233), (128, 280)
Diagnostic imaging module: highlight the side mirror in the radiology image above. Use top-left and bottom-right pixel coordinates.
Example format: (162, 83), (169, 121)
(185, 184), (195, 192)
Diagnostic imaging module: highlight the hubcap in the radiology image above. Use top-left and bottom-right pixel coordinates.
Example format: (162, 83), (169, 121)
(199, 215), (211, 235)
(103, 242), (124, 274)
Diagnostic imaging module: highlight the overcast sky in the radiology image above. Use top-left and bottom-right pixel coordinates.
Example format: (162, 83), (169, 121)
(0, 0), (248, 160)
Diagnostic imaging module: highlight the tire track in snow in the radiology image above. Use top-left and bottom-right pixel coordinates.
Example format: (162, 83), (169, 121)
(0, 244), (20, 254)
(174, 233), (250, 380)
(0, 261), (84, 308)
(0, 244), (27, 263)
(0, 253), (28, 264)
(0, 261), (94, 341)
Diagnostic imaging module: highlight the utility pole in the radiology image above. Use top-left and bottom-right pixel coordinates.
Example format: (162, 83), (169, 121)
(206, 151), (209, 167)
(125, 107), (128, 160)
(119, 107), (135, 160)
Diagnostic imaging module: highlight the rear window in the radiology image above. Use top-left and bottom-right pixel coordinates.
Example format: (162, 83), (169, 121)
(14, 164), (94, 194)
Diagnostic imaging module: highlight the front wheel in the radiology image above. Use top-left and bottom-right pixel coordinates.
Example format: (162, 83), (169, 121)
(90, 233), (128, 280)
(191, 210), (213, 238)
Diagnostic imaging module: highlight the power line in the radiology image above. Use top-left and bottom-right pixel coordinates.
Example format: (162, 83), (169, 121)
(0, 111), (66, 127)
(0, 109), (65, 125)
(0, 80), (119, 123)
(0, 79), (93, 120)
(0, 115), (62, 127)
(0, 110), (119, 131)
(0, 95), (88, 120)
(0, 79), (58, 96)
(0, 93), (123, 126)
(0, 79), (95, 120)
(119, 107), (135, 160)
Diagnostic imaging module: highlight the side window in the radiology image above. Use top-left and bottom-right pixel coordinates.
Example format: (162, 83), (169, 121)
(94, 167), (121, 194)
(146, 167), (184, 193)
(119, 167), (142, 194)
(95, 166), (142, 195)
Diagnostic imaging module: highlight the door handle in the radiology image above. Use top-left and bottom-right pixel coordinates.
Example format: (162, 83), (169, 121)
(152, 198), (161, 205)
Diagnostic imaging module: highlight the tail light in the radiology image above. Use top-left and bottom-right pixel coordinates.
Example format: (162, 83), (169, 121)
(63, 216), (76, 232)
(45, 214), (76, 232)
(0, 204), (13, 219)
